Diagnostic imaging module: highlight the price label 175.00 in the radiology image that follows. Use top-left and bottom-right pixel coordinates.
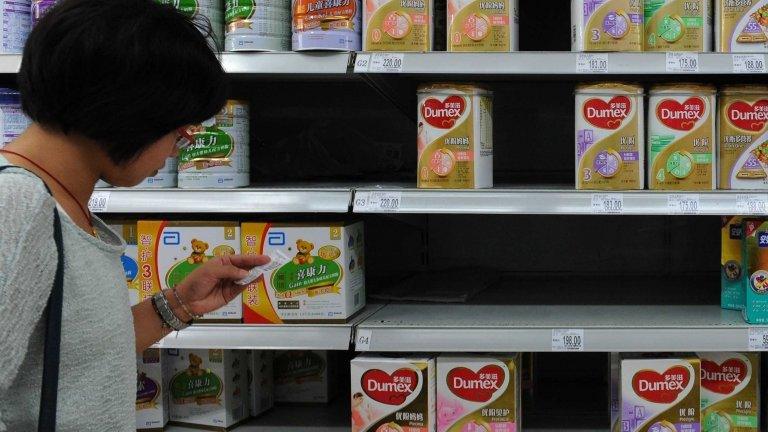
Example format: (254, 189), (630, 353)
(666, 52), (699, 73)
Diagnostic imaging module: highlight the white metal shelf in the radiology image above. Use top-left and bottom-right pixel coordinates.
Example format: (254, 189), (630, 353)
(353, 184), (768, 215)
(220, 52), (351, 74)
(355, 304), (758, 352)
(0, 54), (20, 73)
(353, 51), (765, 75)
(91, 185), (353, 213)
(166, 405), (348, 432)
(155, 305), (382, 350)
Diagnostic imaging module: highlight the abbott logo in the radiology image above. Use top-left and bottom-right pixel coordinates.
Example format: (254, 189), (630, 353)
(268, 232), (286, 246)
(163, 231), (181, 245)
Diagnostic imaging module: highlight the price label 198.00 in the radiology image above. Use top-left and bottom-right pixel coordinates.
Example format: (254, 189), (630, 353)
(552, 328), (585, 351)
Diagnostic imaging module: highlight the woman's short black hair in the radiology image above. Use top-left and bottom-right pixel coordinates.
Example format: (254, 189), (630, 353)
(18, 0), (227, 164)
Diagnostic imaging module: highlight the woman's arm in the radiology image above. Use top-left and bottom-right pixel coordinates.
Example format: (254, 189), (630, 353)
(132, 254), (269, 353)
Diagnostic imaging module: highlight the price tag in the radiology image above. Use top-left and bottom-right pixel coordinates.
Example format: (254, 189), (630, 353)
(356, 329), (373, 351)
(88, 191), (111, 213)
(576, 53), (608, 73)
(733, 54), (767, 73)
(353, 54), (371, 72)
(736, 194), (768, 215)
(667, 194), (700, 215)
(368, 53), (405, 73)
(666, 52), (699, 73)
(354, 191), (402, 212)
(552, 329), (585, 351)
(591, 193), (624, 214)
(748, 328), (768, 351)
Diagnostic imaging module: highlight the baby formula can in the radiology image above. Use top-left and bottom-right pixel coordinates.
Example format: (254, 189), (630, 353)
(718, 85), (768, 189)
(291, 0), (362, 50)
(648, 83), (716, 190)
(178, 100), (250, 189)
(571, 0), (643, 52)
(0, 0), (30, 53)
(0, 89), (30, 149)
(225, 0), (291, 51)
(364, 0), (433, 51)
(575, 83), (645, 190)
(716, 0), (768, 52)
(644, 0), (713, 52)
(134, 157), (178, 188)
(447, 0), (518, 51)
(159, 0), (224, 51)
(417, 83), (493, 189)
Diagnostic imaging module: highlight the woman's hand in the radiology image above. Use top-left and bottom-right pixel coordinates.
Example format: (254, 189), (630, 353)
(174, 254), (270, 318)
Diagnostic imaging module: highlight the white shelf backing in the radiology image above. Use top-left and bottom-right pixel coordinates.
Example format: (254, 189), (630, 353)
(0, 54), (20, 73)
(92, 186), (353, 213)
(156, 304), (383, 350)
(353, 185), (768, 215)
(166, 405), (348, 432)
(353, 52), (764, 75)
(355, 304), (757, 352)
(220, 52), (352, 74)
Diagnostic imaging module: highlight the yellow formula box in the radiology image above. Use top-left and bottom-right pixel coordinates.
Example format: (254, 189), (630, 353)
(241, 222), (366, 323)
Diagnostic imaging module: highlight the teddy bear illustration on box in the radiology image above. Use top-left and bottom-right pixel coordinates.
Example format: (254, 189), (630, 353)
(187, 353), (205, 377)
(187, 239), (209, 264)
(293, 239), (314, 265)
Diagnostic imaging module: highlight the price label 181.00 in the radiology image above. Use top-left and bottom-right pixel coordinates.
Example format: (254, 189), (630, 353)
(576, 53), (608, 73)
(592, 193), (624, 214)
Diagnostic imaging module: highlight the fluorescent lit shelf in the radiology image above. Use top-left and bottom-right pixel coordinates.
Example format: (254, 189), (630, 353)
(155, 305), (383, 350)
(221, 52), (352, 74)
(353, 184), (768, 215)
(355, 303), (756, 352)
(91, 185), (353, 213)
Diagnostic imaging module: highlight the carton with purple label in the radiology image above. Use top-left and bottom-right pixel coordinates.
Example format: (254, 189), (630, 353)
(742, 219), (768, 324)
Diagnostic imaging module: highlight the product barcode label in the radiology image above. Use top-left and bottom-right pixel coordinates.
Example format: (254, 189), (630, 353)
(667, 194), (700, 215)
(576, 53), (608, 73)
(87, 191), (111, 213)
(591, 193), (624, 214)
(748, 328), (768, 351)
(354, 191), (402, 212)
(732, 54), (766, 73)
(736, 194), (768, 215)
(368, 53), (404, 73)
(666, 52), (699, 73)
(552, 329), (584, 351)
(356, 329), (373, 351)
(353, 54), (371, 73)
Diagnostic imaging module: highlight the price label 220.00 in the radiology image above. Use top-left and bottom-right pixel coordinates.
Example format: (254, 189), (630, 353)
(552, 329), (585, 351)
(354, 191), (402, 212)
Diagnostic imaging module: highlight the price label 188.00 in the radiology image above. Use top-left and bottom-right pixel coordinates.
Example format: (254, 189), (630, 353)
(733, 54), (767, 73)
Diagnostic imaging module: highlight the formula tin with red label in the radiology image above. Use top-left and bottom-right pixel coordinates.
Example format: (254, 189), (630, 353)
(436, 354), (520, 432)
(648, 83), (716, 190)
(417, 83), (493, 189)
(292, 0), (362, 50)
(698, 352), (760, 432)
(718, 85), (768, 190)
(576, 82), (645, 190)
(351, 354), (436, 432)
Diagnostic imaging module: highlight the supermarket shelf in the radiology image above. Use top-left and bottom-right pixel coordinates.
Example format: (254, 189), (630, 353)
(355, 304), (758, 352)
(166, 405), (348, 432)
(353, 51), (765, 75)
(155, 304), (383, 350)
(220, 52), (352, 74)
(353, 184), (768, 215)
(92, 185), (353, 213)
(0, 54), (20, 73)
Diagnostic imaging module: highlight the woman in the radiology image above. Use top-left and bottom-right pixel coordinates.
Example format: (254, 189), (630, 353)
(0, 0), (267, 430)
